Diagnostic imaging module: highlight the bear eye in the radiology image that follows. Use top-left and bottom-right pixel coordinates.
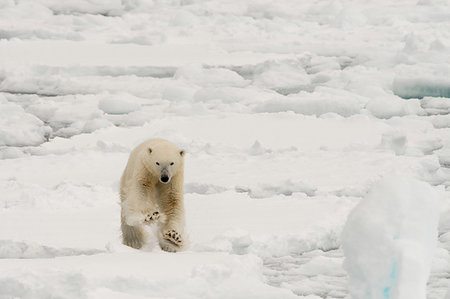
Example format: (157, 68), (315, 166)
(170, 162), (174, 166)
(156, 162), (160, 166)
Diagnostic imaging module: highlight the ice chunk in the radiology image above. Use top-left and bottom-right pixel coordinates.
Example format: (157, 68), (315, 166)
(417, 0), (450, 5)
(235, 180), (316, 198)
(34, 0), (124, 16)
(0, 147), (25, 159)
(365, 96), (423, 119)
(169, 10), (199, 27)
(174, 65), (249, 88)
(393, 77), (450, 99)
(430, 115), (450, 128)
(254, 87), (365, 117)
(342, 176), (440, 299)
(420, 97), (450, 115)
(429, 39), (447, 51)
(162, 83), (198, 102)
(98, 94), (141, 115)
(307, 56), (341, 74)
(82, 118), (113, 134)
(193, 86), (271, 106)
(184, 182), (227, 195)
(209, 229), (253, 255)
(252, 61), (312, 95)
(438, 150), (450, 168)
(25, 94), (109, 138)
(249, 140), (271, 156)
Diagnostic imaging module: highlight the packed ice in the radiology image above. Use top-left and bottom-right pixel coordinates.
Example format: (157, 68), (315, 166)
(0, 0), (449, 298)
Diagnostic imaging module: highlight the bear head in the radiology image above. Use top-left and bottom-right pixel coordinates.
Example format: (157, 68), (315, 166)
(143, 142), (185, 184)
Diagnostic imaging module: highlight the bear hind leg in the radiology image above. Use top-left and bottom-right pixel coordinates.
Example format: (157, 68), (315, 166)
(121, 218), (146, 249)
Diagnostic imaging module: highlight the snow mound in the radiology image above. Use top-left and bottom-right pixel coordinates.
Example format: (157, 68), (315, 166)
(0, 100), (51, 147)
(342, 176), (440, 299)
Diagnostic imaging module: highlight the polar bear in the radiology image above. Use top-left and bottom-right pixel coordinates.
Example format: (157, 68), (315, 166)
(120, 138), (186, 252)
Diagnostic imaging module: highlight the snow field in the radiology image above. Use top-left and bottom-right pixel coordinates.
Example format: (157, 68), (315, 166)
(1, 0), (450, 298)
(1, 113), (448, 298)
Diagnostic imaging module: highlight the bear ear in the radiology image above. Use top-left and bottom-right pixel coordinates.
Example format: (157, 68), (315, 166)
(180, 150), (185, 157)
(148, 148), (152, 154)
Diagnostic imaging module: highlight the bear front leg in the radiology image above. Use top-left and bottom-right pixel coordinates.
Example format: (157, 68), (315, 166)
(121, 216), (146, 249)
(122, 201), (162, 227)
(121, 184), (163, 249)
(157, 192), (186, 252)
(121, 184), (163, 227)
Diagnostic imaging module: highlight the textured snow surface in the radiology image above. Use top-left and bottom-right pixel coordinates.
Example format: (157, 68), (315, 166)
(1, 0), (450, 298)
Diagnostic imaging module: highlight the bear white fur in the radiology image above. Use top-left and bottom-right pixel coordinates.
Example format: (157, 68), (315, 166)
(120, 138), (186, 252)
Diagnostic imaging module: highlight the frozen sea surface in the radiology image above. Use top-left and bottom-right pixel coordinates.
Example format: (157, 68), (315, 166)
(0, 0), (450, 298)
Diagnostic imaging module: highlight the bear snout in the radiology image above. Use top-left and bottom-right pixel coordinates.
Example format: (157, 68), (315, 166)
(160, 175), (170, 183)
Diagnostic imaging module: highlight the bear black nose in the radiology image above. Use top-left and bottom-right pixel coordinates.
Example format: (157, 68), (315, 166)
(160, 176), (169, 183)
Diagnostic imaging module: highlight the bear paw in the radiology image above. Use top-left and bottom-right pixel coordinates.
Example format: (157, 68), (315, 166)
(143, 211), (161, 224)
(160, 229), (183, 252)
(164, 229), (183, 245)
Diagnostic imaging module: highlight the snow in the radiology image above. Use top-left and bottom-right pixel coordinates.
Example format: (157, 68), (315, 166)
(1, 0), (450, 298)
(342, 176), (440, 299)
